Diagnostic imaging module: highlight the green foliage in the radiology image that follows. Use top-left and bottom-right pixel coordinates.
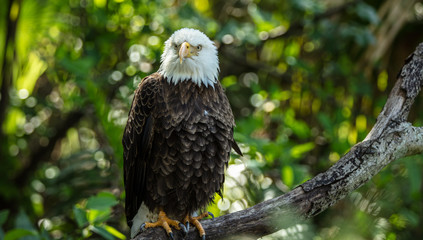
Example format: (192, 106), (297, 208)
(1, 0), (423, 239)
(71, 192), (125, 239)
(4, 229), (38, 240)
(0, 210), (42, 240)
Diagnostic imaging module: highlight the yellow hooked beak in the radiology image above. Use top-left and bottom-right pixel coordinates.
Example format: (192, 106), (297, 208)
(179, 42), (191, 64)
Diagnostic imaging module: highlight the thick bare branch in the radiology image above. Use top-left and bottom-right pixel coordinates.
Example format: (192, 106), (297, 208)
(365, 43), (423, 141)
(133, 43), (423, 240)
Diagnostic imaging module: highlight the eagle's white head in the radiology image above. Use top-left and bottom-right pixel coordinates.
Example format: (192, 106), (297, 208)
(158, 28), (219, 88)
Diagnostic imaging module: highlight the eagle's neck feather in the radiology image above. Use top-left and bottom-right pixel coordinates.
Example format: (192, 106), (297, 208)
(165, 76), (216, 88)
(159, 65), (218, 88)
(158, 47), (219, 88)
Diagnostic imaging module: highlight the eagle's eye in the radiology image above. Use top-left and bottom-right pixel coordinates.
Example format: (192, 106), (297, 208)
(197, 45), (202, 51)
(173, 44), (178, 50)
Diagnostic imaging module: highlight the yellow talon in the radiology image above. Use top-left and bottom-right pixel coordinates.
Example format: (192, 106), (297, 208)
(183, 212), (210, 238)
(144, 210), (181, 235)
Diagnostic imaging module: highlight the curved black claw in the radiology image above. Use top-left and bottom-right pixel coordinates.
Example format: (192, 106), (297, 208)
(140, 223), (146, 231)
(179, 222), (188, 237)
(185, 221), (190, 233)
(201, 234), (206, 240)
(169, 232), (175, 240)
(207, 212), (214, 219)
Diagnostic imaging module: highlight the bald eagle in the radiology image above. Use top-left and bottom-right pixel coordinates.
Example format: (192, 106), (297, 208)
(123, 28), (242, 239)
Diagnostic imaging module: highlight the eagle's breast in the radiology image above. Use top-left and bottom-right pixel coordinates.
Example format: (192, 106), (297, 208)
(143, 77), (234, 220)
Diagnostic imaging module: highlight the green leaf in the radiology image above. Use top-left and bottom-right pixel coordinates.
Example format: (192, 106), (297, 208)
(317, 113), (333, 134)
(282, 165), (294, 187)
(284, 109), (311, 139)
(4, 229), (37, 240)
(0, 209), (9, 226)
(59, 56), (95, 78)
(14, 210), (35, 232)
(73, 206), (88, 227)
(221, 75), (237, 88)
(87, 209), (111, 225)
(86, 192), (118, 211)
(356, 2), (379, 24)
(39, 227), (52, 240)
(405, 160), (422, 198)
(89, 225), (115, 240)
(16, 52), (47, 94)
(0, 209), (7, 240)
(290, 142), (315, 159)
(2, 108), (25, 135)
(103, 225), (126, 240)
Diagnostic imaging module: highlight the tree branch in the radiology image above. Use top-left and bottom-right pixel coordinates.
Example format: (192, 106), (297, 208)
(133, 43), (423, 240)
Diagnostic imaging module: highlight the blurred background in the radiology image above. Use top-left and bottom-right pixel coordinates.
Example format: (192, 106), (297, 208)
(1, 0), (423, 239)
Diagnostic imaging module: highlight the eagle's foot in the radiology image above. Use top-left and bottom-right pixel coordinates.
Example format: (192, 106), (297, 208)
(142, 210), (187, 239)
(183, 212), (212, 240)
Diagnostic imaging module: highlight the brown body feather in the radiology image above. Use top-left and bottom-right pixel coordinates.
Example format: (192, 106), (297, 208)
(123, 73), (241, 226)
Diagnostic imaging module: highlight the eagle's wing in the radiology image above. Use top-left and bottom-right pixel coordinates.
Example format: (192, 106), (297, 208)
(122, 73), (161, 226)
(214, 83), (243, 157)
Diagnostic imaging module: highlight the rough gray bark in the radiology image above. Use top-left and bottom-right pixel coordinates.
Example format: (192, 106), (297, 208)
(133, 43), (423, 240)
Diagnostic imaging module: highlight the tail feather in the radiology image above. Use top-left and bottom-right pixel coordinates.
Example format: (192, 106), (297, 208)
(231, 141), (243, 156)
